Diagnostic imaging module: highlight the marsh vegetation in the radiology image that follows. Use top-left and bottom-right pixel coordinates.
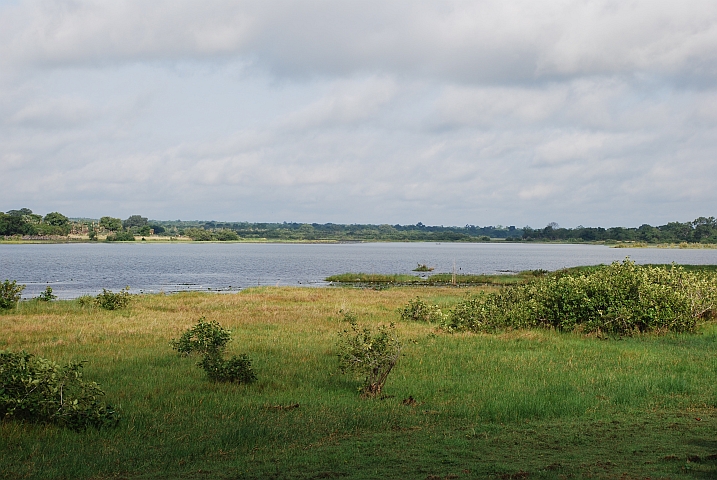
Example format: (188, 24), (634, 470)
(2, 264), (717, 478)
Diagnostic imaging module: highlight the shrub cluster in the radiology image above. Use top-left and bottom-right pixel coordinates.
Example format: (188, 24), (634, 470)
(428, 260), (717, 335)
(0, 350), (119, 430)
(171, 318), (256, 383)
(95, 287), (131, 310)
(0, 280), (25, 309)
(105, 231), (135, 242)
(336, 313), (401, 397)
(398, 297), (445, 323)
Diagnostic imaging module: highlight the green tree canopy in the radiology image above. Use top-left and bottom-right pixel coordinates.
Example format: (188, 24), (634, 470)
(43, 212), (70, 227)
(99, 216), (123, 232)
(123, 215), (148, 229)
(0, 213), (37, 236)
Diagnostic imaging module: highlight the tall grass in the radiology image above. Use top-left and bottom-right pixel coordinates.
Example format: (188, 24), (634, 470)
(2, 287), (717, 478)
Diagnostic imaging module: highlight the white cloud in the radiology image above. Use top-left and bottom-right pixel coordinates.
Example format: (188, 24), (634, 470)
(1, 1), (717, 227)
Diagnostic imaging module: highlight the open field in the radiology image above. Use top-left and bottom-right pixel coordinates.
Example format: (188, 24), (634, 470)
(3, 287), (717, 479)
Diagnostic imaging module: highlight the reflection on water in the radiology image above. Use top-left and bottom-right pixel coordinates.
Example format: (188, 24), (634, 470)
(1, 242), (716, 299)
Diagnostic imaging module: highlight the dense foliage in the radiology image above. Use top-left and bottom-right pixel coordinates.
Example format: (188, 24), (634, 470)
(171, 318), (256, 383)
(0, 280), (25, 309)
(523, 217), (717, 244)
(183, 228), (239, 241)
(95, 287), (131, 310)
(433, 260), (717, 335)
(105, 231), (135, 241)
(0, 350), (119, 430)
(398, 297), (445, 323)
(336, 313), (401, 397)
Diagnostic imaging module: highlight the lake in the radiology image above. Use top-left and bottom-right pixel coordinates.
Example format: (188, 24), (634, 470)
(1, 242), (717, 299)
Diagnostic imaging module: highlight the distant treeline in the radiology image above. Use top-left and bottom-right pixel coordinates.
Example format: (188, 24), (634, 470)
(522, 218), (717, 244)
(158, 221), (520, 242)
(2, 207), (716, 244)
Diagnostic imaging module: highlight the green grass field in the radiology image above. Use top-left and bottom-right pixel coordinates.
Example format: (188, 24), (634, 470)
(2, 286), (717, 479)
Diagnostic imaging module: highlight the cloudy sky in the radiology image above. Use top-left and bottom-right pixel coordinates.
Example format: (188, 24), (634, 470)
(1, 1), (716, 228)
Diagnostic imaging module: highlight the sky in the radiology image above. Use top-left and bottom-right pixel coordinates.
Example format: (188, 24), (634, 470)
(1, 1), (716, 229)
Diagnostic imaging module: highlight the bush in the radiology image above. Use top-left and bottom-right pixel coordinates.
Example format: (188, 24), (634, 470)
(0, 350), (119, 430)
(95, 287), (131, 310)
(443, 259), (717, 335)
(398, 297), (444, 323)
(106, 231), (135, 242)
(36, 286), (57, 302)
(0, 280), (25, 309)
(171, 317), (256, 384)
(337, 313), (401, 397)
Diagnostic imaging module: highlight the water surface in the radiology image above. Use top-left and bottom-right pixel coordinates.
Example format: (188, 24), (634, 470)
(1, 242), (716, 299)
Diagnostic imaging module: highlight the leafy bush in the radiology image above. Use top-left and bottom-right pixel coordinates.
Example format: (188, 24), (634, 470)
(105, 231), (135, 242)
(0, 350), (119, 430)
(36, 286), (57, 302)
(0, 280), (25, 309)
(337, 313), (401, 397)
(171, 317), (256, 383)
(398, 297), (444, 323)
(95, 287), (131, 310)
(443, 260), (717, 335)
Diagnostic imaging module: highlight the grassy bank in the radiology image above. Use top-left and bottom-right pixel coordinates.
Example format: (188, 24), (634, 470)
(2, 287), (717, 479)
(326, 271), (540, 286)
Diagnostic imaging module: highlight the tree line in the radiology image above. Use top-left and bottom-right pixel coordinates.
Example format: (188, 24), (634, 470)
(522, 217), (717, 244)
(2, 208), (716, 244)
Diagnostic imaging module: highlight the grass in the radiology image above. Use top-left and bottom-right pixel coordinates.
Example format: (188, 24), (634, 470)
(2, 287), (717, 479)
(326, 271), (539, 286)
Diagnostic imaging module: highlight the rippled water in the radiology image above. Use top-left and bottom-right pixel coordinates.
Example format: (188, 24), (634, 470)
(1, 242), (716, 299)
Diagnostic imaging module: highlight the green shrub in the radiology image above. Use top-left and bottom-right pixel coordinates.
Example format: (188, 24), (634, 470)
(443, 259), (717, 335)
(336, 313), (401, 397)
(0, 350), (119, 430)
(36, 286), (57, 302)
(95, 287), (131, 310)
(171, 317), (256, 384)
(0, 280), (25, 309)
(106, 231), (135, 242)
(398, 297), (444, 323)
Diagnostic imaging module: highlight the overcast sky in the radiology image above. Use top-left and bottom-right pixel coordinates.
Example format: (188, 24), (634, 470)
(1, 1), (716, 228)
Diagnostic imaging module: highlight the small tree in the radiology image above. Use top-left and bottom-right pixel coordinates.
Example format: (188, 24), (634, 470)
(171, 318), (256, 383)
(0, 280), (25, 309)
(37, 286), (57, 302)
(99, 216), (123, 232)
(337, 313), (401, 397)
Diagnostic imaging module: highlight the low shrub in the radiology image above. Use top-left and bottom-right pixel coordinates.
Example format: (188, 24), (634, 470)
(0, 279), (25, 309)
(398, 297), (444, 323)
(36, 286), (57, 302)
(336, 313), (401, 397)
(171, 317), (256, 384)
(95, 287), (131, 310)
(442, 259), (717, 335)
(0, 350), (119, 430)
(106, 231), (135, 242)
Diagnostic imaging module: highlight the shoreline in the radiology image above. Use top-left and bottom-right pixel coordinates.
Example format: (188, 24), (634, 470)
(2, 236), (717, 248)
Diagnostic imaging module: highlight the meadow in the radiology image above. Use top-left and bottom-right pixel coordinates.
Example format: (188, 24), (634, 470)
(2, 286), (717, 479)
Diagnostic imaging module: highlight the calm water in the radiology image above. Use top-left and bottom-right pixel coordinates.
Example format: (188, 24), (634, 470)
(2, 242), (717, 299)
